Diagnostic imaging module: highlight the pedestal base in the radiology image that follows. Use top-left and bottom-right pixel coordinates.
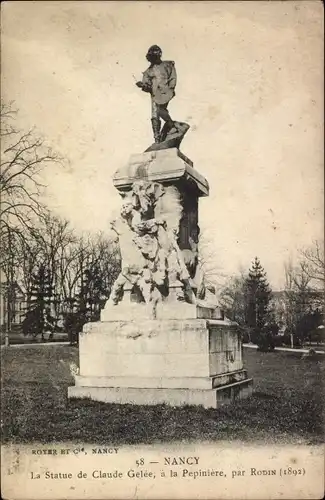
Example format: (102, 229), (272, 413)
(68, 319), (253, 409)
(68, 377), (253, 409)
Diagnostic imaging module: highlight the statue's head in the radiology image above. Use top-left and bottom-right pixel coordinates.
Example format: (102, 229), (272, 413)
(120, 200), (133, 219)
(146, 45), (162, 63)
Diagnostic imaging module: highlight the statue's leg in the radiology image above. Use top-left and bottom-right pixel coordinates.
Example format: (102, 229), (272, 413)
(158, 104), (173, 124)
(109, 272), (127, 305)
(138, 276), (153, 304)
(151, 100), (161, 143)
(151, 119), (161, 143)
(183, 279), (197, 305)
(155, 246), (168, 285)
(158, 104), (174, 141)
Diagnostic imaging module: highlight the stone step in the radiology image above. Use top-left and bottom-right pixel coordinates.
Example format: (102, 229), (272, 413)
(68, 377), (253, 409)
(74, 369), (249, 391)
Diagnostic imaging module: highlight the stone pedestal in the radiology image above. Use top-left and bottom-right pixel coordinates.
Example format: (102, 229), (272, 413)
(68, 319), (253, 409)
(68, 147), (253, 408)
(113, 148), (208, 262)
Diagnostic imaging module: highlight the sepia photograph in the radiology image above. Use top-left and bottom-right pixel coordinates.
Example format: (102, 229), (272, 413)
(1, 1), (324, 499)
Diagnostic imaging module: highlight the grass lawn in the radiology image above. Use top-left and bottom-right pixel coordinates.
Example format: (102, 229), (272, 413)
(1, 345), (324, 445)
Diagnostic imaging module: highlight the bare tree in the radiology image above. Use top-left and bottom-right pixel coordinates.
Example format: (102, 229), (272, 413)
(0, 101), (62, 336)
(218, 271), (247, 324)
(299, 239), (324, 287)
(60, 237), (90, 311)
(1, 230), (21, 334)
(0, 101), (59, 261)
(11, 228), (41, 306)
(285, 259), (312, 295)
(283, 259), (310, 335)
(0, 102), (121, 336)
(282, 252), (323, 345)
(197, 230), (226, 288)
(32, 213), (76, 317)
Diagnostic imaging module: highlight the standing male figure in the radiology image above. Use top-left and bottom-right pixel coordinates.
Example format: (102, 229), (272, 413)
(136, 45), (177, 143)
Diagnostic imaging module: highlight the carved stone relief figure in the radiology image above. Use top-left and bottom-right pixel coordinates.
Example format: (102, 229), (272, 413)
(106, 180), (197, 307)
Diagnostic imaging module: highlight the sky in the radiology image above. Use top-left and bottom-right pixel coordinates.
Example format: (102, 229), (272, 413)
(2, 1), (324, 289)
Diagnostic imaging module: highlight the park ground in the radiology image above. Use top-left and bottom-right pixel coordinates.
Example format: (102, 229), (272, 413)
(1, 345), (324, 446)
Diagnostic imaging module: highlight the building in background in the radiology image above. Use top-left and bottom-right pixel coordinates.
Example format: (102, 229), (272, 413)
(0, 281), (27, 328)
(270, 289), (324, 334)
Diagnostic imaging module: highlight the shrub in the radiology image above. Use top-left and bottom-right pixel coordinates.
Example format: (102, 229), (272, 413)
(281, 333), (303, 348)
(63, 312), (85, 344)
(255, 323), (280, 352)
(22, 308), (42, 336)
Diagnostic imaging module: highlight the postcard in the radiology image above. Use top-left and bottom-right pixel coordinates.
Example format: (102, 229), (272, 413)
(1, 1), (324, 499)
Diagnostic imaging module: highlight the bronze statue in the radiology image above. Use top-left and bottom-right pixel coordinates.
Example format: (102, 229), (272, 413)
(136, 45), (177, 144)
